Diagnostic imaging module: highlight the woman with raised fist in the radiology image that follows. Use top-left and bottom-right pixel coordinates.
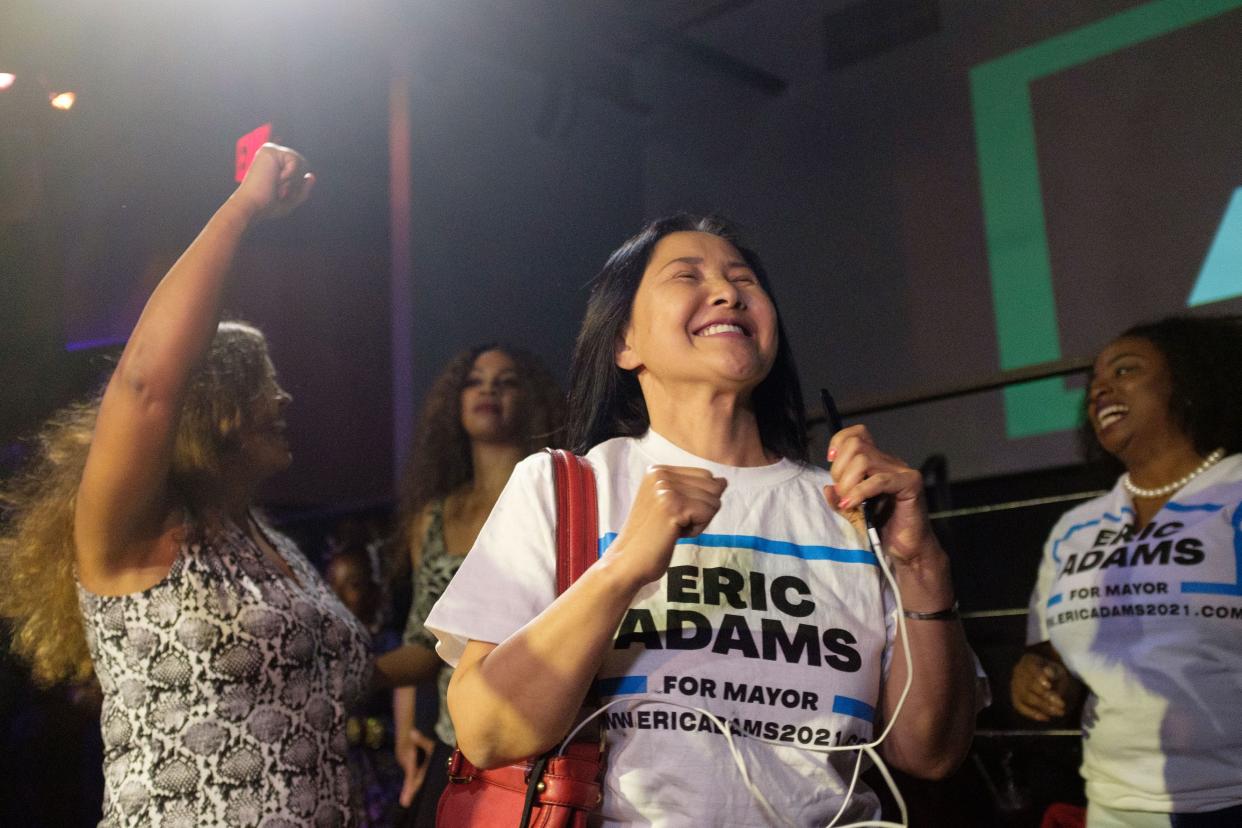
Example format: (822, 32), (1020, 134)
(426, 215), (977, 825)
(1, 144), (372, 826)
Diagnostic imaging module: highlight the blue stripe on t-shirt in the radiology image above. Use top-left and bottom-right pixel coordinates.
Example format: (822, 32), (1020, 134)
(596, 675), (648, 696)
(1050, 507), (1133, 564)
(596, 532), (876, 565)
(1181, 501), (1242, 596)
(831, 695), (875, 723)
(1164, 501), (1224, 513)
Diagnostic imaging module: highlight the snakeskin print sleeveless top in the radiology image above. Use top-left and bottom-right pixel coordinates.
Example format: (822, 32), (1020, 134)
(401, 500), (464, 745)
(77, 517), (371, 828)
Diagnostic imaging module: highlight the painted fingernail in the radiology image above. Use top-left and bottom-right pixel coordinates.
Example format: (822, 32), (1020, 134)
(827, 447), (837, 462)
(838, 497), (852, 509)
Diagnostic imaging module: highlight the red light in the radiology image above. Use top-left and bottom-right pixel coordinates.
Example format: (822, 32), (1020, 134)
(235, 123), (273, 182)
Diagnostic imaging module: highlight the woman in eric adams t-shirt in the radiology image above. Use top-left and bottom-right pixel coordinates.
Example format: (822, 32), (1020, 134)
(1013, 316), (1242, 826)
(426, 215), (978, 825)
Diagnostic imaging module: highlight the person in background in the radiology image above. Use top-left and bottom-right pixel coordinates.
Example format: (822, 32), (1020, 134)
(1012, 315), (1242, 827)
(390, 344), (564, 826)
(327, 546), (404, 828)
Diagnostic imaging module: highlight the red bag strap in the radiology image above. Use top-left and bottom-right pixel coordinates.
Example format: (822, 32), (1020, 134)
(546, 448), (598, 595)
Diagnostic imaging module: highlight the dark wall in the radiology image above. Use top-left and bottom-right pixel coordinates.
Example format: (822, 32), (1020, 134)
(1, 1), (394, 506)
(6, 0), (1242, 505)
(639, 0), (1242, 480)
(1, 1), (646, 508)
(399, 41), (645, 476)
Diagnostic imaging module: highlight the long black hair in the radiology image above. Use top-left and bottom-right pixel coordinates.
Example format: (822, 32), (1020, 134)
(565, 214), (807, 462)
(1080, 314), (1242, 465)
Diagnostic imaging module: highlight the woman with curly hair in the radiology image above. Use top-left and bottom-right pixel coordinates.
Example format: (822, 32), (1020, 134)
(0, 144), (378, 826)
(390, 344), (564, 824)
(1013, 315), (1242, 826)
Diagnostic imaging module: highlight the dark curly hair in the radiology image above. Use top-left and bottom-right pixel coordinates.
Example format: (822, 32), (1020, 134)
(391, 345), (565, 577)
(1080, 314), (1242, 467)
(565, 213), (807, 462)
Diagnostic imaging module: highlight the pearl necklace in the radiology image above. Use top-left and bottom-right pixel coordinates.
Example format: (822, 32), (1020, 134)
(1122, 448), (1226, 499)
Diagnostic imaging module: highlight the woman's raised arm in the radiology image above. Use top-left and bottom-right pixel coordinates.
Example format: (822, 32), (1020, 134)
(75, 144), (313, 591)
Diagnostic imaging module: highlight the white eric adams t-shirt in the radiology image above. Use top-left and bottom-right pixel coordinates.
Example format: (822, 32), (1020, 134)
(426, 430), (897, 827)
(1027, 454), (1242, 813)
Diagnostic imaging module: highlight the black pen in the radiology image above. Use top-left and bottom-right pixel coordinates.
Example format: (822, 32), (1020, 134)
(820, 388), (883, 552)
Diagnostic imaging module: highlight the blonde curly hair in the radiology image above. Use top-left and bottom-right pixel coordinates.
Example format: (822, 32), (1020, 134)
(0, 321), (276, 685)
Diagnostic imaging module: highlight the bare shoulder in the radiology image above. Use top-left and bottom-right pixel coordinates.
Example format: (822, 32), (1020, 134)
(407, 503), (436, 570)
(442, 486), (488, 530)
(74, 513), (184, 597)
(441, 487), (470, 519)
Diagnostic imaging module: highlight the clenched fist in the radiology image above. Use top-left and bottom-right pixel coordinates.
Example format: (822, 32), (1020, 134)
(230, 143), (315, 222)
(607, 465), (726, 589)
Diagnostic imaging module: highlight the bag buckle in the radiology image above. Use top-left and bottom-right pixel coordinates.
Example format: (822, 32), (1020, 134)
(446, 749), (474, 784)
(522, 760), (545, 791)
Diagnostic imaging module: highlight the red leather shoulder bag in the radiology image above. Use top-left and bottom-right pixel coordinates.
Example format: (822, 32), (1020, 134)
(436, 449), (606, 828)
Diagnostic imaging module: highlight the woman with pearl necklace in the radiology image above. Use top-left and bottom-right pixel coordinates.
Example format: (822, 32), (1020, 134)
(1013, 315), (1242, 828)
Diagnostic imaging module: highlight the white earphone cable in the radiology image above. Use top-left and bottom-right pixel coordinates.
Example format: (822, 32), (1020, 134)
(559, 525), (918, 828)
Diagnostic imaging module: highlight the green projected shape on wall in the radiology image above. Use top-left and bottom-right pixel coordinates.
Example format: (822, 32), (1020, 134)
(970, 0), (1242, 438)
(1188, 187), (1242, 307)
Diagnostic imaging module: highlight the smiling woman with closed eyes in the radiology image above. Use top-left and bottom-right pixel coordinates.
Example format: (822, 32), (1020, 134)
(1013, 316), (1242, 827)
(422, 214), (978, 826)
